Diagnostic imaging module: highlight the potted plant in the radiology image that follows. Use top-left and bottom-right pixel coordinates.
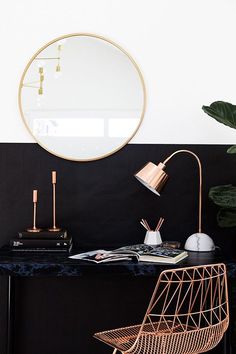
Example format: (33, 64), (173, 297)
(202, 101), (236, 227)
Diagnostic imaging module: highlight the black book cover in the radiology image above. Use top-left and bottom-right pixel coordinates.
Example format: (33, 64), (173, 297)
(11, 244), (73, 253)
(10, 236), (72, 248)
(18, 230), (67, 240)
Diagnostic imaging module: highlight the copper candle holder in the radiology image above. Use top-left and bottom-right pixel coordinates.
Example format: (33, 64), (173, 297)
(27, 189), (42, 232)
(48, 171), (61, 232)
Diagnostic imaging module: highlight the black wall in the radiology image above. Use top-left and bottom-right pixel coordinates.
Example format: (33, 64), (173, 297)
(0, 143), (235, 354)
(0, 143), (235, 253)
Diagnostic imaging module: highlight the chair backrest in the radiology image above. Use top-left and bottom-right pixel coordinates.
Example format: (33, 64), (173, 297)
(141, 263), (229, 334)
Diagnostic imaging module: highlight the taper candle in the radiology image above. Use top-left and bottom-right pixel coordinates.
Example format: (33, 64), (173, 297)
(27, 189), (41, 232)
(33, 189), (37, 203)
(48, 171), (61, 231)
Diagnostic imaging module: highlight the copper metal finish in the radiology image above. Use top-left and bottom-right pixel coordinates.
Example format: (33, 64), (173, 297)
(94, 263), (229, 354)
(135, 150), (203, 233)
(135, 162), (168, 195)
(27, 190), (42, 232)
(163, 150), (202, 233)
(48, 171), (61, 232)
(52, 171), (57, 184)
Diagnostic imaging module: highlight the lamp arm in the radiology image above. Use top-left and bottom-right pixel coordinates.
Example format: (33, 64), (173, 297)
(163, 150), (202, 233)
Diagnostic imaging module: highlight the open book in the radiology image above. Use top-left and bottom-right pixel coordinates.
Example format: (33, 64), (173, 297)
(69, 244), (188, 264)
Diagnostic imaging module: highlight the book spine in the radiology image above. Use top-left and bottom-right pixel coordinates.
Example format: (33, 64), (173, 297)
(11, 247), (71, 252)
(18, 231), (67, 239)
(10, 238), (72, 248)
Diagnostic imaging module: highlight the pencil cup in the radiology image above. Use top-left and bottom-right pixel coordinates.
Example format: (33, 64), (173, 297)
(144, 231), (162, 246)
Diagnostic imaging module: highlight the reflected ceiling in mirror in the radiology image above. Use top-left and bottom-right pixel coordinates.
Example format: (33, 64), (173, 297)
(19, 33), (146, 161)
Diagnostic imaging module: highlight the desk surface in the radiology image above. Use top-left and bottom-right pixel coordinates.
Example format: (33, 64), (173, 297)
(0, 247), (232, 277)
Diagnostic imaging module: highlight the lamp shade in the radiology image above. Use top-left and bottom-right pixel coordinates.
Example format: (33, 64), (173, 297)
(134, 162), (168, 195)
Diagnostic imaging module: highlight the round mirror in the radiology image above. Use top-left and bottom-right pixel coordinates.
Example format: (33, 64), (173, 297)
(19, 33), (146, 161)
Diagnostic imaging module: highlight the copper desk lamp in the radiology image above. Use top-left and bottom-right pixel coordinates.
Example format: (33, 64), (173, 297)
(134, 149), (215, 252)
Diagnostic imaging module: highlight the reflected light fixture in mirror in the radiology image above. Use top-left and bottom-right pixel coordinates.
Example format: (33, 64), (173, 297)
(18, 33), (146, 161)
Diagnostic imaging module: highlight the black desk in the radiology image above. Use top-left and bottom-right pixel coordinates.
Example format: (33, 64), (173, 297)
(0, 247), (224, 277)
(0, 248), (233, 354)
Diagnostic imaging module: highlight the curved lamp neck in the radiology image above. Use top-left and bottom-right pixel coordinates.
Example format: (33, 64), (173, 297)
(163, 149), (202, 233)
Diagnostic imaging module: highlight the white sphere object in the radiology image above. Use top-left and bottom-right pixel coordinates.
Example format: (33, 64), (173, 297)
(184, 233), (215, 252)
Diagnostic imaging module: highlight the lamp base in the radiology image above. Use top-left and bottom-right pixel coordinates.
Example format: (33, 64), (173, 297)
(184, 233), (215, 252)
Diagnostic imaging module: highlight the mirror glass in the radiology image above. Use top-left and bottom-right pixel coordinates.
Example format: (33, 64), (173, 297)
(19, 34), (145, 161)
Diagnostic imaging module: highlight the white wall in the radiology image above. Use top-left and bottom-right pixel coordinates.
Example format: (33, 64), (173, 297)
(1, 0), (236, 144)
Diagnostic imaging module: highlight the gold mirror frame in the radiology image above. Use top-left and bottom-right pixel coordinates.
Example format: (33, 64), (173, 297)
(18, 33), (146, 162)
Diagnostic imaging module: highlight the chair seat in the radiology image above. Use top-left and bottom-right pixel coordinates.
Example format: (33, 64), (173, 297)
(94, 320), (227, 353)
(94, 321), (192, 352)
(94, 265), (228, 354)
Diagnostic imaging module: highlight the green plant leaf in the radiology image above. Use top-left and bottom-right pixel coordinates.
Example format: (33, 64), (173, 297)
(202, 101), (236, 129)
(209, 185), (236, 208)
(217, 208), (236, 227)
(227, 145), (236, 154)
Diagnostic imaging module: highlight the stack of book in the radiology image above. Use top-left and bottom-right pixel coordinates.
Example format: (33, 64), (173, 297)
(10, 230), (72, 252)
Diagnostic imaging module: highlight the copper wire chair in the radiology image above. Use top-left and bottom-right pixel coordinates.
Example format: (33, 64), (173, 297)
(94, 263), (229, 354)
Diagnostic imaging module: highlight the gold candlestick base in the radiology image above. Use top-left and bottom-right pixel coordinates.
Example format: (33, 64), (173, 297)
(27, 228), (42, 233)
(48, 227), (61, 232)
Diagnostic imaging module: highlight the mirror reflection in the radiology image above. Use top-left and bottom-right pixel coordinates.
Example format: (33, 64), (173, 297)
(19, 34), (145, 161)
